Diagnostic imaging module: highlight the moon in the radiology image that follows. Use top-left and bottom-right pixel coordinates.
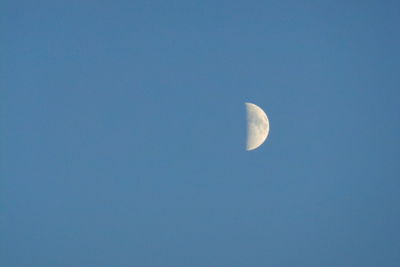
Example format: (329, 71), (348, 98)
(245, 102), (270, 151)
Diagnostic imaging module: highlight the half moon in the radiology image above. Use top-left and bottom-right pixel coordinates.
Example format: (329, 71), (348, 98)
(245, 102), (270, 151)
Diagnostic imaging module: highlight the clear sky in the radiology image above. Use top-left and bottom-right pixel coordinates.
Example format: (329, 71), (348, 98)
(2, 0), (400, 266)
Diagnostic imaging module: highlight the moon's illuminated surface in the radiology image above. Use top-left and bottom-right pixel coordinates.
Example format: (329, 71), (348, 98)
(245, 102), (270, 151)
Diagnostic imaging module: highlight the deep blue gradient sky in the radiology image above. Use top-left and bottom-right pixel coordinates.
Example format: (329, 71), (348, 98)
(2, 1), (400, 266)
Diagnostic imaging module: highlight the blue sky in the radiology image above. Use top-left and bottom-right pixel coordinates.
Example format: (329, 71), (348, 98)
(2, 0), (400, 266)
